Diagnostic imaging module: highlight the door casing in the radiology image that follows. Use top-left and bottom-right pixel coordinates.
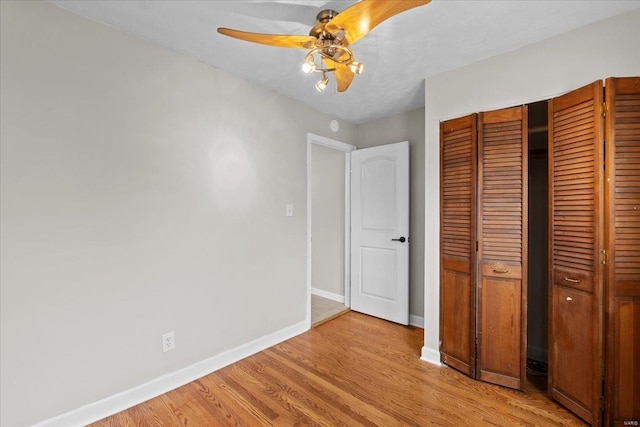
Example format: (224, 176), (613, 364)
(306, 133), (355, 327)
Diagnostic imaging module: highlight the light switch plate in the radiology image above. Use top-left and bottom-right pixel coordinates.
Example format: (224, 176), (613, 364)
(286, 204), (294, 217)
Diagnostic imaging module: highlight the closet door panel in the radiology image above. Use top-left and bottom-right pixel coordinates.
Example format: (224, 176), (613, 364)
(552, 286), (597, 423)
(549, 81), (604, 426)
(613, 299), (640, 423)
(604, 76), (640, 426)
(440, 114), (477, 376)
(477, 106), (527, 390)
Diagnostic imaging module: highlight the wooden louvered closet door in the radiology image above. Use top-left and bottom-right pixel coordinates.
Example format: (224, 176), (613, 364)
(477, 106), (528, 390)
(604, 76), (640, 426)
(549, 81), (604, 426)
(440, 114), (477, 376)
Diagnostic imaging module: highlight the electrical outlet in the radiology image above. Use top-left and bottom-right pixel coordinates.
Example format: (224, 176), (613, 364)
(162, 332), (175, 352)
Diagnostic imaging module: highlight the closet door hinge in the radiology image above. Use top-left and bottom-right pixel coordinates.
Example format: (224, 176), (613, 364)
(601, 102), (607, 118)
(600, 249), (608, 265)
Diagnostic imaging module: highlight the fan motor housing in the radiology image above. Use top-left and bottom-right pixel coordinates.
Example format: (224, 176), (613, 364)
(316, 9), (338, 23)
(309, 9), (339, 39)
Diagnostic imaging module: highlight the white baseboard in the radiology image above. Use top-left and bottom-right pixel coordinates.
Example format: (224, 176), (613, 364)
(34, 320), (309, 427)
(420, 346), (442, 366)
(311, 287), (345, 303)
(409, 314), (424, 328)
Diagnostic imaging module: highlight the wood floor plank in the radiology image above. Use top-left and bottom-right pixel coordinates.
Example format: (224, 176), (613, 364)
(210, 378), (277, 426)
(235, 357), (331, 426)
(89, 312), (585, 426)
(214, 365), (295, 425)
(264, 348), (396, 426)
(259, 352), (374, 426)
(191, 374), (268, 426)
(274, 326), (465, 425)
(136, 397), (182, 427)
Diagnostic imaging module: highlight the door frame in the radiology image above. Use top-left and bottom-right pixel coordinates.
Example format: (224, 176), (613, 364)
(306, 133), (356, 327)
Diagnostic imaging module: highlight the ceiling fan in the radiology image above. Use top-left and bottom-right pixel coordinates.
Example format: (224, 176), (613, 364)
(217, 0), (431, 93)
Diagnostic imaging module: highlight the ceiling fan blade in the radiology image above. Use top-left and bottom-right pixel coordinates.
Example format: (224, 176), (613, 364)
(322, 58), (355, 93)
(325, 0), (431, 45)
(217, 28), (316, 49)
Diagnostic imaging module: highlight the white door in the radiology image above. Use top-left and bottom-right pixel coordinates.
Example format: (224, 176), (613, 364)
(351, 141), (409, 325)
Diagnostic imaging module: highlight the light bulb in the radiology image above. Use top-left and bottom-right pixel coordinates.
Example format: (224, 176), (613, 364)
(315, 75), (329, 92)
(349, 61), (363, 74)
(302, 61), (316, 74)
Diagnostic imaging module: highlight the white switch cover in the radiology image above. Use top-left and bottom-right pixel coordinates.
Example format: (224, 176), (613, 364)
(286, 204), (294, 217)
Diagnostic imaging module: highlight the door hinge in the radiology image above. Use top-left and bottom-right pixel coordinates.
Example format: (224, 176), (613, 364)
(600, 249), (608, 265)
(601, 102), (607, 118)
(476, 241), (478, 252)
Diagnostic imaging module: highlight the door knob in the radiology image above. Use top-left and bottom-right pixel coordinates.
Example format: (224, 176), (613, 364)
(391, 236), (406, 243)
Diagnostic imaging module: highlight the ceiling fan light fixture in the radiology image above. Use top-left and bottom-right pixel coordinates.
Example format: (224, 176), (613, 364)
(315, 73), (329, 92)
(349, 61), (364, 74)
(217, 1), (432, 94)
(302, 60), (316, 74)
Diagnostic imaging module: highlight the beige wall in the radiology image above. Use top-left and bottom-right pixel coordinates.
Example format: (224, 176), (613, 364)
(422, 9), (640, 360)
(0, 1), (356, 426)
(311, 144), (345, 297)
(355, 108), (425, 319)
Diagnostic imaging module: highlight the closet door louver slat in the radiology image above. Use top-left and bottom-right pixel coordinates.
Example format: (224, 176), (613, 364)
(477, 106), (528, 390)
(440, 114), (477, 376)
(604, 76), (640, 426)
(549, 81), (604, 426)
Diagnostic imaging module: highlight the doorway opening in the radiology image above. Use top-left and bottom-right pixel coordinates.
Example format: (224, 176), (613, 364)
(526, 99), (549, 392)
(306, 134), (355, 327)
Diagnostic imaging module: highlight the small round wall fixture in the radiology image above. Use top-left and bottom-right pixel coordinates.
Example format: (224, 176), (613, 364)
(330, 119), (340, 132)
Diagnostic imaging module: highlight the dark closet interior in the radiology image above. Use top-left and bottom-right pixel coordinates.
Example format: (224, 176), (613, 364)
(526, 100), (549, 387)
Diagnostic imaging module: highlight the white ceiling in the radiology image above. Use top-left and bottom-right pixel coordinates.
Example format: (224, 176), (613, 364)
(50, 0), (640, 124)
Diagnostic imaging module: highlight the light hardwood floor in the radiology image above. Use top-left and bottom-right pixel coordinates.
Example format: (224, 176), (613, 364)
(91, 311), (585, 426)
(311, 294), (349, 326)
